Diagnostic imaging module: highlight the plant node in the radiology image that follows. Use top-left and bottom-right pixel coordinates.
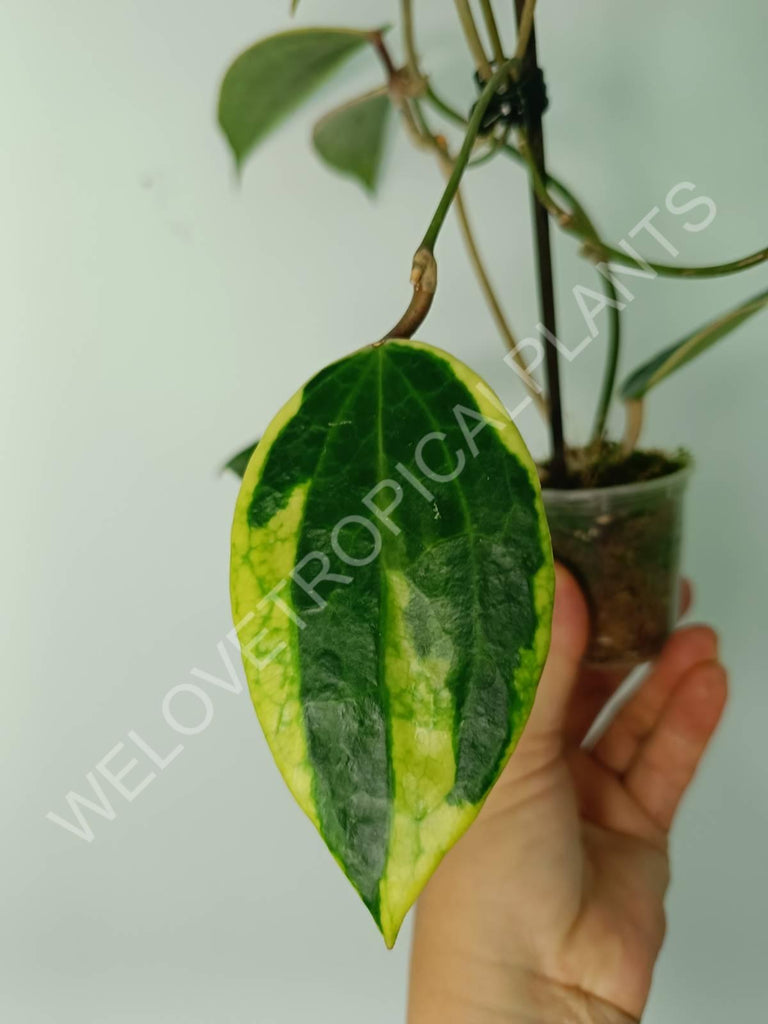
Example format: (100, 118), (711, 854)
(378, 248), (438, 343)
(410, 246), (438, 290)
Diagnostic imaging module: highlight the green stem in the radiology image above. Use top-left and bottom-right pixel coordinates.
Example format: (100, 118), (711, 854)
(385, 30), (541, 405)
(468, 129), (509, 167)
(454, 0), (493, 78)
(408, 93), (433, 140)
(424, 84), (466, 124)
(420, 62), (517, 253)
(516, 136), (768, 276)
(400, 0), (419, 79)
(425, 87), (620, 436)
(517, 129), (573, 223)
(551, 187), (622, 440)
(425, 86), (768, 279)
(479, 0), (506, 63)
(513, 0), (538, 61)
(412, 103), (546, 413)
(591, 272), (622, 441)
(583, 239), (768, 279)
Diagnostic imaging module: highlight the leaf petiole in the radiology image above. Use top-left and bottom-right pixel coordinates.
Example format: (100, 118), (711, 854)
(419, 60), (519, 255)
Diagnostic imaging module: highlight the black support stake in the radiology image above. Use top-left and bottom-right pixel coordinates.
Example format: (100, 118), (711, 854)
(513, 1), (567, 484)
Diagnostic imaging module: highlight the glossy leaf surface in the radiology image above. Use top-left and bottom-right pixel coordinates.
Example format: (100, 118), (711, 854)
(313, 89), (391, 193)
(219, 28), (372, 169)
(621, 286), (768, 400)
(230, 340), (554, 945)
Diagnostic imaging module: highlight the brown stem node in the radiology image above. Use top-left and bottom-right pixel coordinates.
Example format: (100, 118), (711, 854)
(378, 248), (438, 343)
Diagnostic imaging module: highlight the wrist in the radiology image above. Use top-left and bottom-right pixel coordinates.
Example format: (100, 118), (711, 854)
(506, 973), (639, 1024)
(408, 952), (638, 1024)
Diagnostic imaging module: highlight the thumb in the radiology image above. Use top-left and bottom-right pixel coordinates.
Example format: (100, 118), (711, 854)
(519, 564), (590, 753)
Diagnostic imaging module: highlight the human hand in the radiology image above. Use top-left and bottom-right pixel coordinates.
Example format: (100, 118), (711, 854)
(408, 565), (728, 1023)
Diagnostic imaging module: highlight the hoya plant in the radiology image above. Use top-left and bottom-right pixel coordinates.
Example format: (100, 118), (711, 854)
(218, 1), (767, 946)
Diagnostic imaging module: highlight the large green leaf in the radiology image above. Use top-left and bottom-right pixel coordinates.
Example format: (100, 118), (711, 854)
(313, 89), (392, 193)
(230, 340), (554, 946)
(218, 28), (374, 169)
(621, 285), (768, 400)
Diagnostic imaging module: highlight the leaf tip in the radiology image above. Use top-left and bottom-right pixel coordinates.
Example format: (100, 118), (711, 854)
(375, 885), (415, 949)
(377, 908), (403, 950)
(217, 113), (247, 179)
(361, 173), (379, 196)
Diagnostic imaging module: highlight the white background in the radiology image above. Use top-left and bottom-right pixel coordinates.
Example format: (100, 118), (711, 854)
(2, 1), (767, 1020)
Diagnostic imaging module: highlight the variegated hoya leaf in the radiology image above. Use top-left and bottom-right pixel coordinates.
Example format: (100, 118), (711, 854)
(621, 285), (768, 400)
(230, 340), (554, 946)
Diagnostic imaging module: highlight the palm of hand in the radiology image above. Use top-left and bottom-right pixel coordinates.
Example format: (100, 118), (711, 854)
(409, 568), (727, 1023)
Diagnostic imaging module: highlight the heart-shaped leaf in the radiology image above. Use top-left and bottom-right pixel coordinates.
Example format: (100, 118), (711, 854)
(218, 28), (374, 169)
(230, 339), (554, 946)
(621, 285), (768, 400)
(313, 88), (392, 193)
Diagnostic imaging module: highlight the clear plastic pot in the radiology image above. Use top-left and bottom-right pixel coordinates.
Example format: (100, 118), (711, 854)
(541, 463), (692, 669)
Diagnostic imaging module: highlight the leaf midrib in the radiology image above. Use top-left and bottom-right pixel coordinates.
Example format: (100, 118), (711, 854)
(385, 351), (485, 730)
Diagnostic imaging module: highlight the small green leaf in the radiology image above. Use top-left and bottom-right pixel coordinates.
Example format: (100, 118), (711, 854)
(218, 28), (374, 169)
(291, 0), (300, 12)
(621, 285), (768, 400)
(312, 88), (392, 193)
(223, 441), (260, 478)
(230, 340), (554, 946)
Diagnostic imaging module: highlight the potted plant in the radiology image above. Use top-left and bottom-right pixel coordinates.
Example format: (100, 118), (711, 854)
(219, 1), (767, 946)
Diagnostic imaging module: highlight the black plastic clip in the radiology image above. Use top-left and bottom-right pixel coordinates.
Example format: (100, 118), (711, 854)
(471, 64), (549, 133)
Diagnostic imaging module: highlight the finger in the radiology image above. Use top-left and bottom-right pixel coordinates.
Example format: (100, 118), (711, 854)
(515, 564), (589, 759)
(592, 624), (718, 774)
(570, 748), (668, 850)
(564, 577), (695, 747)
(624, 660), (728, 831)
